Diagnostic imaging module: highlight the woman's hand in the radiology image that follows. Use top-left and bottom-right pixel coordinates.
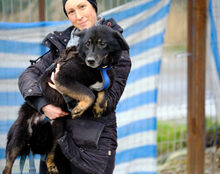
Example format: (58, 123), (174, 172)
(46, 64), (70, 119)
(42, 104), (69, 120)
(48, 64), (63, 94)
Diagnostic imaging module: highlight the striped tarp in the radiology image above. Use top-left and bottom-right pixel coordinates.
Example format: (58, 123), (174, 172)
(104, 0), (170, 173)
(0, 0), (171, 173)
(206, 0), (220, 117)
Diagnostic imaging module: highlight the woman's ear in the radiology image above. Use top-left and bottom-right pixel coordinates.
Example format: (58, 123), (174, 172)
(113, 31), (129, 50)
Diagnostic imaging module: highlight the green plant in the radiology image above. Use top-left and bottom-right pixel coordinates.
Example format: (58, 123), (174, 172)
(157, 121), (187, 156)
(157, 118), (220, 156)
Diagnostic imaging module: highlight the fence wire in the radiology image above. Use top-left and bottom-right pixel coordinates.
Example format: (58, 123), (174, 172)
(158, 0), (220, 174)
(0, 0), (133, 22)
(157, 0), (188, 173)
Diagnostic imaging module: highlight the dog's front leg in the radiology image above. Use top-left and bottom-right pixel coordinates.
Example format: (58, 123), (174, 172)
(93, 91), (108, 118)
(54, 80), (95, 119)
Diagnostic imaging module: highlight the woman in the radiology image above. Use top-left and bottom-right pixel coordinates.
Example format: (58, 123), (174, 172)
(18, 0), (131, 173)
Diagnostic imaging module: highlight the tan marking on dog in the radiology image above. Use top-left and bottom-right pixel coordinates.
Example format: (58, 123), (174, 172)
(46, 141), (59, 174)
(3, 147), (20, 174)
(93, 91), (107, 118)
(72, 100), (92, 119)
(86, 39), (92, 47)
(55, 81), (94, 118)
(104, 54), (108, 58)
(98, 38), (102, 43)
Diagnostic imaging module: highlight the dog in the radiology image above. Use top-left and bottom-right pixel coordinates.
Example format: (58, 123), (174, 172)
(3, 25), (129, 174)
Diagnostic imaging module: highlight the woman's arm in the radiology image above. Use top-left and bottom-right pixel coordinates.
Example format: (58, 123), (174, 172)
(106, 50), (131, 112)
(18, 51), (53, 110)
(18, 51), (69, 118)
(18, 51), (54, 99)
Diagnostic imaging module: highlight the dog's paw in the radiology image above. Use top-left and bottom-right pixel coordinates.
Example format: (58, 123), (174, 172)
(71, 101), (92, 119)
(93, 110), (102, 118)
(71, 109), (84, 119)
(92, 106), (103, 118)
(92, 100), (107, 118)
(2, 167), (10, 174)
(48, 165), (59, 174)
(71, 102), (87, 119)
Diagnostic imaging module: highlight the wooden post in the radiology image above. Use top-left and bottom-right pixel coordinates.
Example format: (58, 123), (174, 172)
(187, 0), (207, 174)
(38, 0), (45, 21)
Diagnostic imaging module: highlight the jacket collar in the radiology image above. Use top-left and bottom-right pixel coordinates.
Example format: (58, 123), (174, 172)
(42, 25), (74, 50)
(41, 17), (123, 51)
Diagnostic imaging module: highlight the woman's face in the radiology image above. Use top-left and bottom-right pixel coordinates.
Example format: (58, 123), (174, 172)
(65, 0), (97, 30)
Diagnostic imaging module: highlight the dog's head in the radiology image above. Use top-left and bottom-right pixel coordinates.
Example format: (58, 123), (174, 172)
(75, 25), (129, 68)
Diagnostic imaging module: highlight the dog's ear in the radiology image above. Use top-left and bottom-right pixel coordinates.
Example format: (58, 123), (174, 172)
(113, 31), (129, 50)
(74, 29), (87, 38)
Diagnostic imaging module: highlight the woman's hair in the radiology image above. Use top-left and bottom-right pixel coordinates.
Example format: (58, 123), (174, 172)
(62, 0), (97, 16)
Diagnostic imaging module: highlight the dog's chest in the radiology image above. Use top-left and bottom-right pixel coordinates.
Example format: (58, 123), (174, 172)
(89, 68), (112, 91)
(62, 61), (112, 91)
(90, 81), (104, 91)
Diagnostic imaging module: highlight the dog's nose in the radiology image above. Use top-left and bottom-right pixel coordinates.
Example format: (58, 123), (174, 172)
(87, 57), (95, 65)
(88, 59), (95, 64)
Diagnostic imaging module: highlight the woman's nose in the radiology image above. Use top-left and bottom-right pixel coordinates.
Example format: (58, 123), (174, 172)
(75, 11), (82, 20)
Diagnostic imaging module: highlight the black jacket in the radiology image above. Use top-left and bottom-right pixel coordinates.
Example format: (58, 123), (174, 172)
(18, 18), (131, 174)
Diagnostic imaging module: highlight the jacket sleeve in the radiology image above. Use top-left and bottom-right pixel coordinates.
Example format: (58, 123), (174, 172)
(18, 51), (55, 112)
(106, 50), (131, 113)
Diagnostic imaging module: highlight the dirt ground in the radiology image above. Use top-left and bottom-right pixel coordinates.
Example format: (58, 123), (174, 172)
(158, 147), (220, 174)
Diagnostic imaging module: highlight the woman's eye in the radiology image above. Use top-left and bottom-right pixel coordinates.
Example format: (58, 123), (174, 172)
(68, 10), (74, 15)
(80, 5), (85, 9)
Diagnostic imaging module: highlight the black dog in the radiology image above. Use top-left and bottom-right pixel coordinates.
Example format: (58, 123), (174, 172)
(3, 25), (129, 174)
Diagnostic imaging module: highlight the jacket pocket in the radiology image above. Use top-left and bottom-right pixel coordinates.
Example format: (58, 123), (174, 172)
(57, 131), (111, 174)
(69, 119), (105, 149)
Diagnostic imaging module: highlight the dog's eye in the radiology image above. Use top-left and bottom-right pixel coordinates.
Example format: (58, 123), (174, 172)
(86, 41), (90, 47)
(100, 42), (107, 48)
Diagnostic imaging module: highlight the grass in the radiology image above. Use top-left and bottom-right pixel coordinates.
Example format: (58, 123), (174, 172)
(157, 118), (220, 156)
(157, 121), (187, 156)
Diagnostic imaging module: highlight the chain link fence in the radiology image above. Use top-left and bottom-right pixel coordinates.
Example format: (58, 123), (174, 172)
(0, 0), (133, 22)
(158, 0), (220, 173)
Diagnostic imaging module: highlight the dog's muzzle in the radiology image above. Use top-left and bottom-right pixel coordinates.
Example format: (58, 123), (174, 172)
(86, 56), (101, 68)
(86, 56), (95, 65)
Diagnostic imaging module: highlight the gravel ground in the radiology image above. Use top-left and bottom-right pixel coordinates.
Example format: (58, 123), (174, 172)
(158, 147), (220, 174)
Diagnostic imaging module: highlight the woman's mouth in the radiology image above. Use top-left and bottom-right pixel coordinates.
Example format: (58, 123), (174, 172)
(79, 21), (87, 27)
